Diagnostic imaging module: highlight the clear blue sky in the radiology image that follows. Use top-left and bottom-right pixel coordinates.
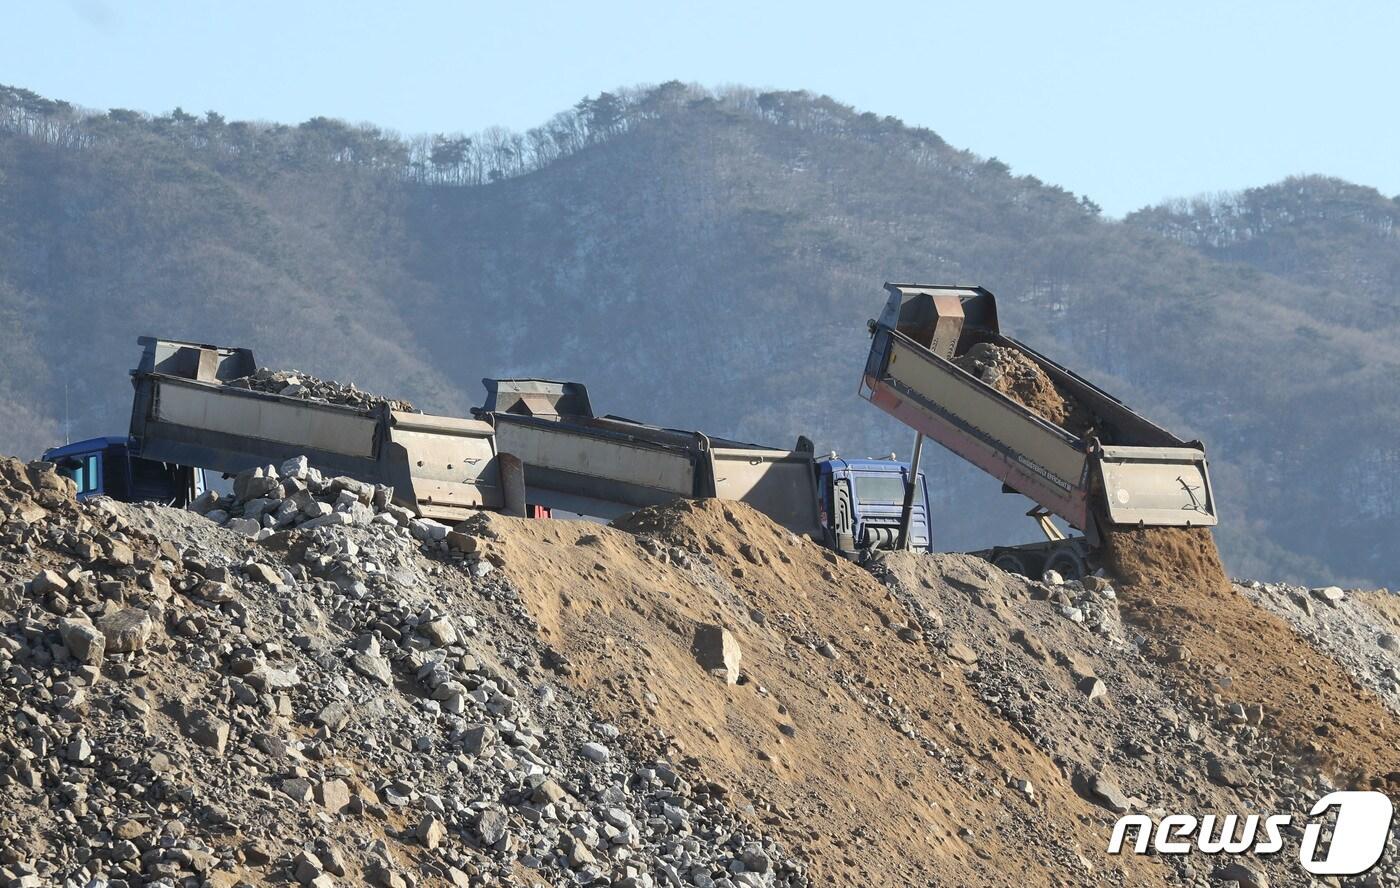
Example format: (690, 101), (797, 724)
(8, 0), (1397, 216)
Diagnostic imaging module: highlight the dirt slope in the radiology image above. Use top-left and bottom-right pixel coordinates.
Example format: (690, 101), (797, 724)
(10, 436), (1400, 886)
(1238, 579), (1400, 718)
(1103, 526), (1400, 788)
(874, 550), (1400, 887)
(490, 499), (1172, 886)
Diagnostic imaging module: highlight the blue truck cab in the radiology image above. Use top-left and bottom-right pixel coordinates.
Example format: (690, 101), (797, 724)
(816, 456), (932, 555)
(42, 436), (204, 506)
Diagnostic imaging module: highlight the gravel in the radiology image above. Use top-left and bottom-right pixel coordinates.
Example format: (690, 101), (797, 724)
(0, 454), (805, 887)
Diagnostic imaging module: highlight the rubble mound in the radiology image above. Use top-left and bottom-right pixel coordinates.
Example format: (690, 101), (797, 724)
(0, 456), (802, 888)
(953, 341), (1095, 437)
(6, 449), (1400, 886)
(190, 456), (417, 539)
(225, 367), (416, 413)
(1238, 579), (1400, 716)
(872, 551), (1391, 888)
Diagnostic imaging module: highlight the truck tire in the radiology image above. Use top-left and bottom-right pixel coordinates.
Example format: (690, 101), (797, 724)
(991, 551), (1031, 578)
(1044, 548), (1088, 582)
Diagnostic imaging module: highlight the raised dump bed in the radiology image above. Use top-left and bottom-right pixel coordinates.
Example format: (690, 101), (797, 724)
(861, 284), (1216, 552)
(128, 337), (511, 522)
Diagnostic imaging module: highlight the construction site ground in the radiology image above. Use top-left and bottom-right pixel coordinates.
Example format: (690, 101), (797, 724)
(2, 456), (1398, 888)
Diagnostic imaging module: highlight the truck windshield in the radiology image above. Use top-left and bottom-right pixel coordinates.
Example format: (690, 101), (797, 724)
(855, 475), (910, 504)
(57, 454), (101, 495)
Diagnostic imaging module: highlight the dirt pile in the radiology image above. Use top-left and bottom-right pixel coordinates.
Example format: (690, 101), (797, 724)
(1101, 524), (1400, 788)
(490, 498), (1173, 887)
(1238, 579), (1400, 716)
(8, 442), (1400, 886)
(1100, 525), (1229, 591)
(954, 341), (1095, 437)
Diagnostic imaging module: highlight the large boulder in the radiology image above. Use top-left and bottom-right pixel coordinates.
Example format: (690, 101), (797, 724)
(693, 623), (742, 685)
(59, 618), (106, 664)
(96, 608), (156, 654)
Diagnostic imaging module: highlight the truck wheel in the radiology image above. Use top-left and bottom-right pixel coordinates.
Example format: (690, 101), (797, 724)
(991, 551), (1030, 578)
(1045, 549), (1088, 582)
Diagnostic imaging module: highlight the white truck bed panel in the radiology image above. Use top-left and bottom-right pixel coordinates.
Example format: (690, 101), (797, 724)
(154, 378), (378, 458)
(1096, 446), (1216, 527)
(494, 421), (697, 495)
(709, 447), (823, 537)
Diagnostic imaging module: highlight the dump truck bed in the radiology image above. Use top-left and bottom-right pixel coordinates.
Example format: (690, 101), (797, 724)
(489, 412), (701, 517)
(129, 337), (507, 522)
(862, 285), (1216, 534)
(480, 379), (824, 536)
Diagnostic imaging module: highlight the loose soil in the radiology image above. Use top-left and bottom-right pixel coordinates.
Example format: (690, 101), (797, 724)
(1102, 525), (1400, 789)
(954, 341), (1097, 438)
(1359, 590), (1400, 631)
(1100, 526), (1228, 592)
(877, 551), (1336, 888)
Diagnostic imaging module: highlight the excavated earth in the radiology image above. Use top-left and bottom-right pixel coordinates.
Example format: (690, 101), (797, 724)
(2, 452), (1400, 887)
(952, 340), (1400, 796)
(502, 501), (1166, 887)
(0, 459), (800, 888)
(954, 341), (1096, 439)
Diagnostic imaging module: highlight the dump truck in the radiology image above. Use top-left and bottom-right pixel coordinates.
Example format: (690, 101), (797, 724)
(477, 379), (934, 555)
(49, 337), (933, 559)
(43, 436), (207, 507)
(861, 283), (1217, 579)
(122, 337), (519, 522)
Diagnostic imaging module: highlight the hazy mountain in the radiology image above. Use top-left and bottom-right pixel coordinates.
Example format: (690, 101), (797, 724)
(2, 83), (1395, 586)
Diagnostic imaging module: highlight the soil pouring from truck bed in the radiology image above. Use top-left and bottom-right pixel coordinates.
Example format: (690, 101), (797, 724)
(953, 342), (1400, 786)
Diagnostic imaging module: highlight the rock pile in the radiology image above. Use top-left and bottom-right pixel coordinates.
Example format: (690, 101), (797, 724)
(1239, 578), (1400, 711)
(190, 456), (426, 540)
(874, 550), (1400, 888)
(224, 368), (416, 413)
(0, 454), (804, 887)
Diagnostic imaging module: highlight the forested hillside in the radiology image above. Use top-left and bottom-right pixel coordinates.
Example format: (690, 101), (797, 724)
(2, 82), (1396, 586)
(1128, 176), (1400, 332)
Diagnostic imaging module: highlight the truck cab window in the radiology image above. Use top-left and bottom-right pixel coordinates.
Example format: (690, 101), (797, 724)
(854, 475), (909, 504)
(57, 454), (101, 495)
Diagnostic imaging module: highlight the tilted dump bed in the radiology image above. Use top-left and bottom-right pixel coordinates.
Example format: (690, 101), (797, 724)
(861, 285), (1216, 538)
(129, 337), (509, 522)
(479, 379), (824, 536)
